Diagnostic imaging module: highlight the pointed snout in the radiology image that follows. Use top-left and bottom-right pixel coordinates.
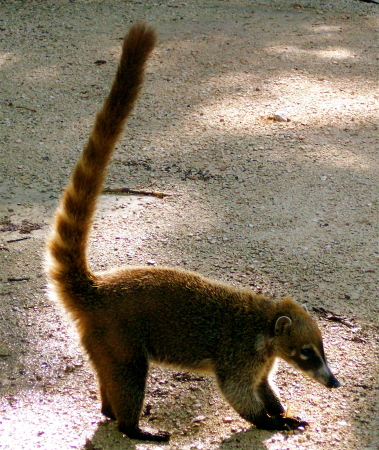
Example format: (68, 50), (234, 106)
(326, 373), (340, 388)
(310, 361), (341, 388)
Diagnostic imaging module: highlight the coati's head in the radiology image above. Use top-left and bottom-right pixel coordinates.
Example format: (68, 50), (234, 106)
(273, 298), (340, 389)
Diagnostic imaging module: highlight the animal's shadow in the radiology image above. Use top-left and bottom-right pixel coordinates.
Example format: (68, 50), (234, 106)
(85, 420), (270, 450)
(83, 370), (273, 449)
(219, 428), (271, 449)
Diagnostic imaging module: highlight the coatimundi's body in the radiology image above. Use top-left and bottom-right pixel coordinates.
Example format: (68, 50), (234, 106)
(46, 23), (340, 442)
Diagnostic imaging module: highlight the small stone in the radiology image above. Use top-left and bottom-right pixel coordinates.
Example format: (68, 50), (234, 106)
(223, 416), (234, 423)
(192, 415), (207, 423)
(337, 420), (350, 426)
(273, 111), (289, 122)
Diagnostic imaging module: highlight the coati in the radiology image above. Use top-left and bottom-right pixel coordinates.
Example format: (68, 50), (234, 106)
(46, 23), (340, 442)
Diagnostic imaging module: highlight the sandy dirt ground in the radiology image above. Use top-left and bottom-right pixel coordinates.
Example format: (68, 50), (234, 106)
(0, 0), (378, 449)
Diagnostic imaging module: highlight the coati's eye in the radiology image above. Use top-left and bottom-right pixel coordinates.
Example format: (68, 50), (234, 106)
(300, 347), (315, 358)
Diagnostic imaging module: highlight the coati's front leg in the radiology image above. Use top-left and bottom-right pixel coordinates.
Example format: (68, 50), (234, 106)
(257, 379), (284, 417)
(216, 367), (307, 431)
(256, 379), (309, 429)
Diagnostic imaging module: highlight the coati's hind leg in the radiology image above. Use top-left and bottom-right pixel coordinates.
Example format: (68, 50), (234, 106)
(100, 385), (116, 420)
(89, 345), (170, 442)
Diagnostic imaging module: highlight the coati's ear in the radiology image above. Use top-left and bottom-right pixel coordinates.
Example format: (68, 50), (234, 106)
(275, 316), (292, 335)
(302, 303), (308, 312)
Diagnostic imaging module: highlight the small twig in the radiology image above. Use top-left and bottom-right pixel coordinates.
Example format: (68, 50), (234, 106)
(103, 187), (171, 199)
(15, 106), (37, 112)
(6, 237), (31, 243)
(7, 277), (30, 282)
(8, 102), (37, 112)
(9, 103), (37, 113)
(312, 306), (355, 328)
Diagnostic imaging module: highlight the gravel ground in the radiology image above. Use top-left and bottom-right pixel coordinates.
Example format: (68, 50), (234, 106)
(0, 1), (378, 449)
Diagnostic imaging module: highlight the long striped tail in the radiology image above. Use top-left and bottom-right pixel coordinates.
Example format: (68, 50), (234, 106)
(46, 23), (156, 312)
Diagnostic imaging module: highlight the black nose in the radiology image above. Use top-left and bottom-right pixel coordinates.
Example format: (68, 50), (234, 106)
(327, 375), (340, 388)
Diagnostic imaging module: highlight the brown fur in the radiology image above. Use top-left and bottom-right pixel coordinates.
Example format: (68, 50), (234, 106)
(46, 23), (339, 442)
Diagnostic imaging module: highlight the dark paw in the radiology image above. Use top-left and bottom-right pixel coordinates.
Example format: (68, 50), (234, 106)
(119, 425), (171, 442)
(254, 414), (308, 431)
(278, 415), (309, 431)
(101, 406), (116, 420)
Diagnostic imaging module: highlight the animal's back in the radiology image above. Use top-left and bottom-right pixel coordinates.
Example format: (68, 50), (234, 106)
(91, 266), (269, 366)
